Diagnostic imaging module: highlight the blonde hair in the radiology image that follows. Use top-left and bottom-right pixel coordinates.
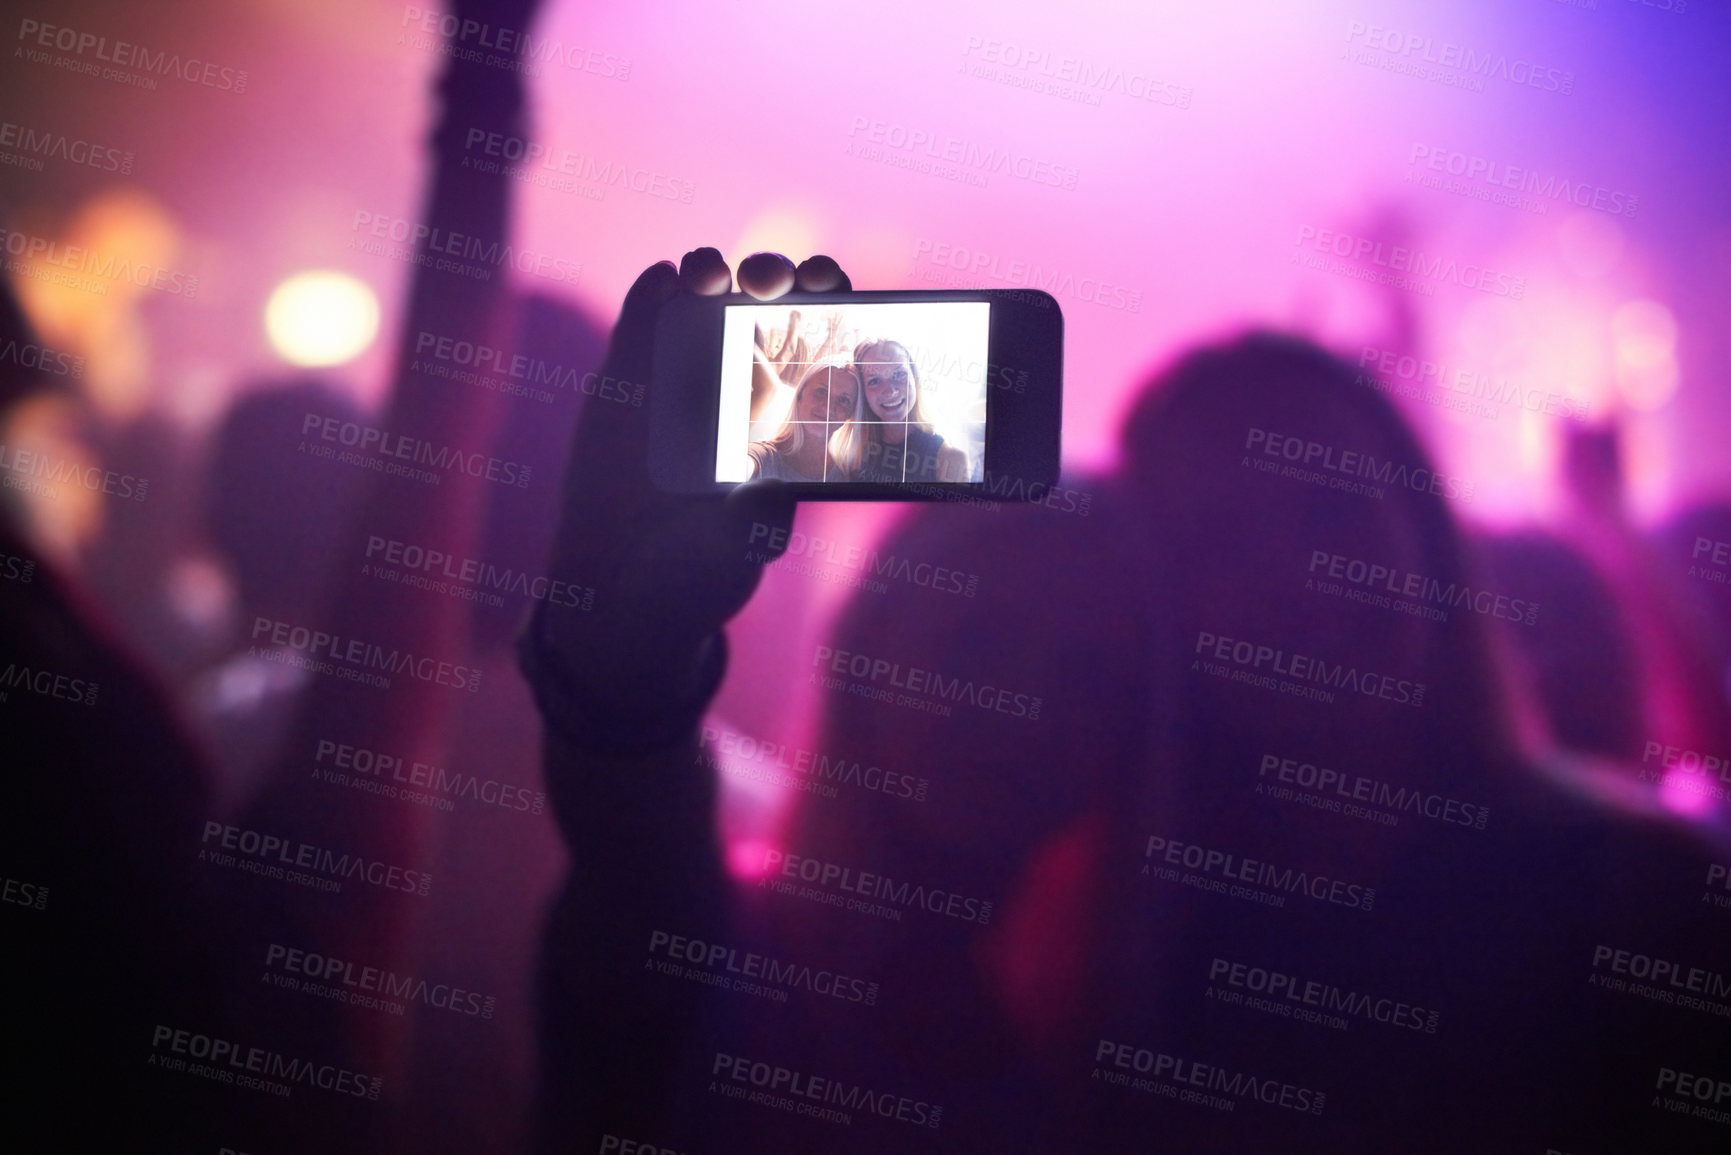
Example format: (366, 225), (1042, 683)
(831, 339), (935, 477)
(760, 358), (859, 459)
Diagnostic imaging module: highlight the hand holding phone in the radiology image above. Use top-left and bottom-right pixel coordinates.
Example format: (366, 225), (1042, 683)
(531, 249), (846, 731)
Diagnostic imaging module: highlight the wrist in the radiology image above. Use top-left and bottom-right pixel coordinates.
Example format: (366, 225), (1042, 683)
(517, 599), (726, 753)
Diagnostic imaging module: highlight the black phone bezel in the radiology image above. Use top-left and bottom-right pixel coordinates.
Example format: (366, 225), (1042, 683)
(649, 288), (1062, 501)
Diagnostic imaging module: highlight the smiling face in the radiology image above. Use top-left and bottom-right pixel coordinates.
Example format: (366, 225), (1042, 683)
(798, 365), (858, 425)
(859, 343), (916, 422)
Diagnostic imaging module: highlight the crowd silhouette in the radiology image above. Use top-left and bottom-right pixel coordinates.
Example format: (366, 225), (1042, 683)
(1, 3), (1727, 1148)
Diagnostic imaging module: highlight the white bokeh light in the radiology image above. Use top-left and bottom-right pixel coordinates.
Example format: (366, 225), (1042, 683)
(1611, 299), (1680, 412)
(264, 270), (381, 367)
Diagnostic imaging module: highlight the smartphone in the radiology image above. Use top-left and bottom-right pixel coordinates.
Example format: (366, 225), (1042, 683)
(649, 289), (1061, 500)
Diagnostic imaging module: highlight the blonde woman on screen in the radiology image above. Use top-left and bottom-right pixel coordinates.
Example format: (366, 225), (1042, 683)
(745, 358), (859, 482)
(832, 339), (967, 482)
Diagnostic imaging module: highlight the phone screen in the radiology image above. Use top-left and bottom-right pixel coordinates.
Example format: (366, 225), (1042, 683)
(715, 301), (991, 484)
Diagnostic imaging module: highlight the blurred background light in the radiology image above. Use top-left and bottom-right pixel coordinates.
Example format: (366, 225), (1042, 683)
(1611, 298), (1680, 412)
(263, 269), (380, 368)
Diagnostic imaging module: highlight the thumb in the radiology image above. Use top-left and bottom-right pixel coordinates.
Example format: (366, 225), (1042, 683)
(601, 260), (682, 384)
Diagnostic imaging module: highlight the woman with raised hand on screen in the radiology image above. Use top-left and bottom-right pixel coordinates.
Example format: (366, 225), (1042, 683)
(745, 357), (859, 481)
(835, 338), (968, 483)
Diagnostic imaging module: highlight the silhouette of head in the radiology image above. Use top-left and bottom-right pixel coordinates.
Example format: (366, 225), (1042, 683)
(203, 380), (366, 623)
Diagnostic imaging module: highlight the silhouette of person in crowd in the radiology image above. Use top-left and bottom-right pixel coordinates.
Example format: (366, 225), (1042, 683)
(1473, 530), (1645, 760)
(395, 290), (606, 1155)
(0, 279), (374, 1152)
(191, 378), (369, 816)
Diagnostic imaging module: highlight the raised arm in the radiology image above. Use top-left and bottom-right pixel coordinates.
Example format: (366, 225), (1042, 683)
(520, 248), (850, 1151)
